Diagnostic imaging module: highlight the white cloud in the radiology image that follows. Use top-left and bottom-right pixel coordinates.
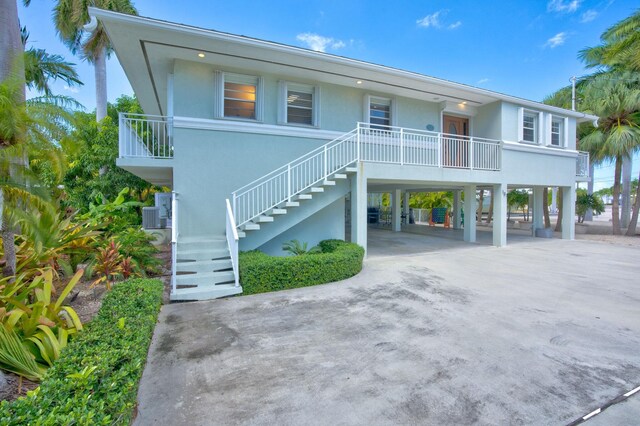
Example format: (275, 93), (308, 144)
(545, 32), (568, 48)
(417, 11), (444, 28)
(417, 10), (461, 30)
(477, 78), (489, 84)
(547, 0), (581, 13)
(580, 9), (598, 23)
(64, 85), (79, 94)
(296, 33), (346, 52)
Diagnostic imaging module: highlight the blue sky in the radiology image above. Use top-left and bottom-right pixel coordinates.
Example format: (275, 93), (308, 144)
(17, 0), (639, 189)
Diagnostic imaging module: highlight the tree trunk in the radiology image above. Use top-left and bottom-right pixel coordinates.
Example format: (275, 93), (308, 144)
(476, 190), (484, 223)
(621, 155), (632, 229)
(612, 157), (622, 235)
(486, 190), (494, 223)
(543, 188), (551, 227)
(95, 47), (108, 122)
(626, 168), (640, 236)
(585, 163), (595, 221)
(555, 189), (563, 232)
(0, 0), (24, 278)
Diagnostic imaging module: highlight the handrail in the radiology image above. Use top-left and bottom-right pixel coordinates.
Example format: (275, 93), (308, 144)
(225, 199), (240, 287)
(118, 112), (174, 159)
(171, 191), (178, 294)
(231, 122), (504, 228)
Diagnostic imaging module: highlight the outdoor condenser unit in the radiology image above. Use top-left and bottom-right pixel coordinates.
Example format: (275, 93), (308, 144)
(142, 206), (161, 229)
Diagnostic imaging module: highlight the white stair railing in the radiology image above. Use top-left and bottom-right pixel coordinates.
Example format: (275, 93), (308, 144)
(118, 112), (173, 159)
(231, 122), (503, 229)
(171, 191), (178, 294)
(225, 199), (240, 287)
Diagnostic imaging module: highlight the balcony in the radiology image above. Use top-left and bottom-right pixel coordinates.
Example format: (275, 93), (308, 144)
(118, 112), (173, 159)
(576, 151), (590, 179)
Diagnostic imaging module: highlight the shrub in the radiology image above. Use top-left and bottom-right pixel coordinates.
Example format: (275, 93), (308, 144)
(0, 279), (164, 425)
(240, 239), (364, 295)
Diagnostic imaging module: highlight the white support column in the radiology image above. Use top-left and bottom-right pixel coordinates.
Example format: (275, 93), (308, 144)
(492, 183), (507, 247)
(453, 190), (462, 229)
(350, 170), (368, 254)
(391, 189), (402, 232)
(561, 185), (576, 240)
(532, 186), (544, 232)
(463, 185), (476, 243)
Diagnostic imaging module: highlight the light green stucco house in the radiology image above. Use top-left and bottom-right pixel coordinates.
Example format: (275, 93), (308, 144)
(93, 8), (597, 302)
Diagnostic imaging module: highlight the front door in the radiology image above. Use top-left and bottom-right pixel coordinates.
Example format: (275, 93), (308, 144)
(443, 115), (469, 167)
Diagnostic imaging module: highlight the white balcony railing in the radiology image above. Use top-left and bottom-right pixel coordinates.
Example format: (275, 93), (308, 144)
(225, 199), (240, 288)
(232, 122), (502, 227)
(118, 112), (173, 158)
(576, 151), (590, 178)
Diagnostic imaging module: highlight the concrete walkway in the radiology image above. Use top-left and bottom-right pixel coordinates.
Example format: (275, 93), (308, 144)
(135, 233), (640, 425)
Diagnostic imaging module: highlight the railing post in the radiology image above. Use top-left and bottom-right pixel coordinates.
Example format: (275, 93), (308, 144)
(324, 145), (328, 178)
(118, 112), (124, 157)
(469, 137), (474, 170)
(357, 123), (361, 161)
(287, 163), (292, 202)
(170, 191), (178, 295)
(437, 133), (442, 168)
(400, 128), (404, 165)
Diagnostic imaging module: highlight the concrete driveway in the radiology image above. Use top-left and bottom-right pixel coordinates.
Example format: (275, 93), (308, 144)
(135, 230), (640, 425)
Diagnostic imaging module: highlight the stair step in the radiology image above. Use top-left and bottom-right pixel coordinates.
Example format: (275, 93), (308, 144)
(333, 173), (347, 179)
(170, 284), (242, 302)
(285, 201), (300, 207)
(176, 270), (236, 286)
(271, 208), (287, 215)
(176, 259), (232, 274)
(255, 215), (274, 223)
(310, 187), (324, 193)
(297, 194), (312, 200)
(322, 180), (336, 186)
(177, 248), (230, 262)
(177, 238), (227, 251)
(237, 231), (246, 238)
(345, 167), (358, 173)
(243, 223), (260, 231)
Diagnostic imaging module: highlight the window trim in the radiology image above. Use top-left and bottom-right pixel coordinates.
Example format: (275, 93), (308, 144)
(214, 71), (264, 122)
(518, 107), (543, 144)
(364, 94), (396, 128)
(277, 81), (320, 128)
(548, 115), (568, 148)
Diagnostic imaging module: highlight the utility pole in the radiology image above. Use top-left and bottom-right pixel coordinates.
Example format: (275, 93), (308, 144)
(570, 76), (577, 111)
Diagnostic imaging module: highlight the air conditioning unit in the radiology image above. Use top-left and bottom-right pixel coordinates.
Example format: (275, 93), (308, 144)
(142, 207), (161, 229)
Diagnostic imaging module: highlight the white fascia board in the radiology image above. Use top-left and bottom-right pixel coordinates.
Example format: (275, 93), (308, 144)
(90, 7), (599, 122)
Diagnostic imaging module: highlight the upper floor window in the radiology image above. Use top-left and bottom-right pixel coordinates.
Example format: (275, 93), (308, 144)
(550, 116), (564, 146)
(369, 97), (392, 129)
(279, 82), (319, 127)
(214, 71), (263, 121)
(522, 111), (538, 143)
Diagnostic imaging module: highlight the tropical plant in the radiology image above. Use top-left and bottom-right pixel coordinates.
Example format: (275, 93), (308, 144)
(0, 325), (45, 381)
(282, 240), (321, 256)
(576, 190), (606, 223)
(53, 0), (138, 121)
(91, 241), (124, 290)
(0, 269), (83, 377)
(507, 190), (529, 220)
(79, 187), (142, 235)
(113, 227), (161, 275)
(409, 192), (453, 209)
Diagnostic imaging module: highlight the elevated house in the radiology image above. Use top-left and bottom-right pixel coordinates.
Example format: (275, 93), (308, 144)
(92, 8), (596, 301)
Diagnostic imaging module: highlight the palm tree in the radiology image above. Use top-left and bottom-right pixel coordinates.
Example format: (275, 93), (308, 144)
(579, 72), (640, 235)
(53, 0), (137, 121)
(579, 9), (640, 72)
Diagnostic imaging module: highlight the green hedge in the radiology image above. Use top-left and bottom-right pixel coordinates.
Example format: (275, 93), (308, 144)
(0, 279), (164, 425)
(239, 239), (364, 295)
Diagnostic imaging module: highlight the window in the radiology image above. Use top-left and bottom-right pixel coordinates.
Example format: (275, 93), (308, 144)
(551, 116), (564, 146)
(278, 82), (319, 127)
(369, 97), (392, 129)
(214, 71), (263, 121)
(522, 111), (537, 143)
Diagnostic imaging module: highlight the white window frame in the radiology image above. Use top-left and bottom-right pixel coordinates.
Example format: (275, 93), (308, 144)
(277, 81), (320, 127)
(363, 94), (397, 128)
(213, 71), (264, 121)
(548, 115), (568, 148)
(518, 108), (543, 144)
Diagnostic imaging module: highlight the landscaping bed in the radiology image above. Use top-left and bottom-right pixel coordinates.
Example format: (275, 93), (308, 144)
(239, 240), (364, 295)
(0, 279), (164, 425)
